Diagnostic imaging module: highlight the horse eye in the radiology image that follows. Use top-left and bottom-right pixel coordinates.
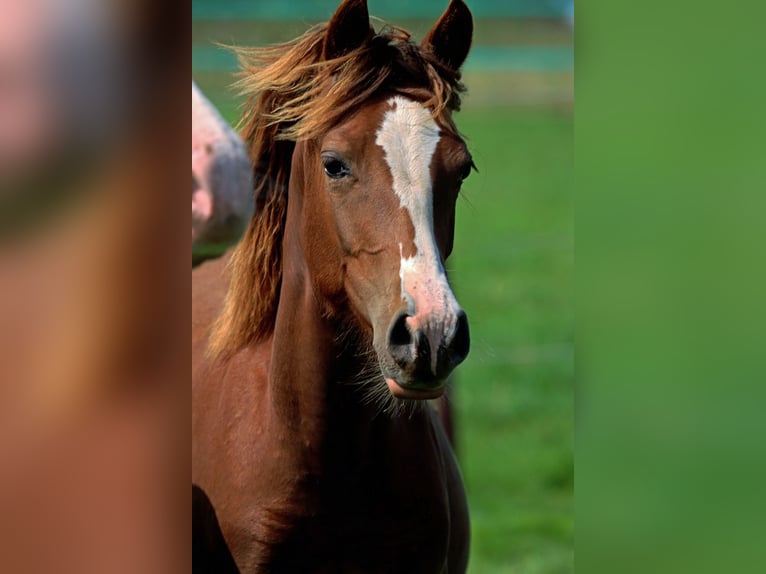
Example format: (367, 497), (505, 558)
(323, 157), (350, 179)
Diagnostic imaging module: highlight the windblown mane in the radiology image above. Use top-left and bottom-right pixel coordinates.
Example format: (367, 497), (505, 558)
(208, 21), (466, 357)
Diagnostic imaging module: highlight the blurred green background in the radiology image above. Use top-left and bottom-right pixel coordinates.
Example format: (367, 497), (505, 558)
(193, 1), (572, 572)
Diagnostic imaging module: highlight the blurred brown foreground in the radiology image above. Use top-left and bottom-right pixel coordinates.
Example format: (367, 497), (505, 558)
(0, 1), (188, 572)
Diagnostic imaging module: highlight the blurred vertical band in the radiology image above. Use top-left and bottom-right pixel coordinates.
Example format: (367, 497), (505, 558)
(577, 1), (766, 573)
(0, 0), (188, 572)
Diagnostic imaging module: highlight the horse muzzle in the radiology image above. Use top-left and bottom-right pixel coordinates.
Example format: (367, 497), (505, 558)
(382, 308), (470, 399)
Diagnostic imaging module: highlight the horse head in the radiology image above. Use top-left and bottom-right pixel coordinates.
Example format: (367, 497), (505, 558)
(293, 0), (474, 400)
(214, 0), (474, 403)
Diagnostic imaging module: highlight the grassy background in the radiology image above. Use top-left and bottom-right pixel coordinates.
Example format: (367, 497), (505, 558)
(452, 109), (572, 573)
(194, 10), (572, 573)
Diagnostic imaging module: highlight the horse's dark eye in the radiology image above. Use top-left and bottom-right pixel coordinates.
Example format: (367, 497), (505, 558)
(322, 157), (350, 179)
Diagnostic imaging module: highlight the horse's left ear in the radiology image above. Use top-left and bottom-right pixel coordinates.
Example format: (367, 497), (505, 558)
(323, 0), (373, 60)
(421, 0), (473, 71)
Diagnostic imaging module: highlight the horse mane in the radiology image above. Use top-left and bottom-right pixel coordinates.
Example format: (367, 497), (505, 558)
(208, 21), (467, 358)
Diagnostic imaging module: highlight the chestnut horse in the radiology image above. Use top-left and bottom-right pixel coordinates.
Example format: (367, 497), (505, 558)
(192, 1), (475, 571)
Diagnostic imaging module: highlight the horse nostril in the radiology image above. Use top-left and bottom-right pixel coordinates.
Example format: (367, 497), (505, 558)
(388, 310), (412, 347)
(387, 310), (415, 369)
(449, 311), (471, 366)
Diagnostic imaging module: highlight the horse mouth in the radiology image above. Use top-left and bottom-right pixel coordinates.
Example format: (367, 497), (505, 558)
(385, 377), (445, 400)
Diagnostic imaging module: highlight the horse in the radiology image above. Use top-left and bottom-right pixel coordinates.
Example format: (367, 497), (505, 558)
(192, 81), (253, 250)
(192, 0), (475, 571)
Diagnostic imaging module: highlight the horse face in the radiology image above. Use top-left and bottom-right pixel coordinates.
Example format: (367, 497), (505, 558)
(308, 96), (472, 399)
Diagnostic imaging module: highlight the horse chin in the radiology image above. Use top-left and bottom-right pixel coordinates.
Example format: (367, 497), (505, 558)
(385, 377), (445, 400)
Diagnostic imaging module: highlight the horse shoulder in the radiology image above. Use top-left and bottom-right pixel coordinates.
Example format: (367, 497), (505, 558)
(192, 252), (272, 495)
(192, 345), (272, 490)
(192, 341), (276, 571)
(192, 252), (231, 348)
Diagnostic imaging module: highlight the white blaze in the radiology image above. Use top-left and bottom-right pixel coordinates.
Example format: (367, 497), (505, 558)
(375, 96), (460, 323)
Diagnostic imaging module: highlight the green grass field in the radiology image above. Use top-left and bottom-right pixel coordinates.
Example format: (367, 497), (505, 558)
(452, 108), (573, 573)
(194, 15), (573, 571)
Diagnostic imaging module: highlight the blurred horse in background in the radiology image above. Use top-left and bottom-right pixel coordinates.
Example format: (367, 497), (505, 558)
(192, 81), (252, 249)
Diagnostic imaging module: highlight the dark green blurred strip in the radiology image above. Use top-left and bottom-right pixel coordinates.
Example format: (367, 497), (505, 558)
(192, 18), (573, 47)
(192, 0), (574, 20)
(192, 44), (573, 73)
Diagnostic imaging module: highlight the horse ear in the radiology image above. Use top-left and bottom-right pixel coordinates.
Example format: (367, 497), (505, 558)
(421, 0), (473, 71)
(323, 0), (373, 60)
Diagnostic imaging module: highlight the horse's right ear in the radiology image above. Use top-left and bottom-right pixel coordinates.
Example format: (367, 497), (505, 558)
(323, 0), (373, 60)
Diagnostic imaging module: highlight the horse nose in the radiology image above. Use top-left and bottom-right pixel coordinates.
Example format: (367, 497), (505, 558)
(386, 309), (470, 384)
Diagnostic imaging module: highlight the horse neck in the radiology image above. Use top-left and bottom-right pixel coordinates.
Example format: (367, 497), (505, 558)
(264, 182), (380, 468)
(266, 263), (338, 434)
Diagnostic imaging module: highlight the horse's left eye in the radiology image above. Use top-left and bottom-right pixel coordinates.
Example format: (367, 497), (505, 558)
(323, 157), (350, 179)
